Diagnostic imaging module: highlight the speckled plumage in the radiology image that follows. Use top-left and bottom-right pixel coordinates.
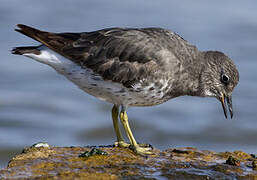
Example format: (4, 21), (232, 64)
(12, 25), (206, 107)
(12, 24), (239, 155)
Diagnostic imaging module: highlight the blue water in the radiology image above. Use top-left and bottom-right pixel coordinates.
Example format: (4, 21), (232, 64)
(0, 0), (257, 168)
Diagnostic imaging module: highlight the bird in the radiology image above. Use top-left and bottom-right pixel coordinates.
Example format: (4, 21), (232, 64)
(12, 24), (239, 155)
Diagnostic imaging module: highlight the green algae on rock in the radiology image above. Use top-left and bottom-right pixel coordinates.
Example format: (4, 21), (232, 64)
(253, 160), (257, 170)
(225, 155), (241, 166)
(79, 148), (108, 158)
(0, 146), (256, 179)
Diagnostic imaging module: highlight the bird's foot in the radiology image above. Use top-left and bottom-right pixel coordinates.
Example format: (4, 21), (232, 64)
(129, 145), (154, 155)
(136, 143), (153, 149)
(115, 141), (153, 150)
(114, 141), (130, 148)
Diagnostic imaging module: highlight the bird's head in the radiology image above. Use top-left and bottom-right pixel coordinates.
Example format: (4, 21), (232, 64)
(200, 51), (239, 119)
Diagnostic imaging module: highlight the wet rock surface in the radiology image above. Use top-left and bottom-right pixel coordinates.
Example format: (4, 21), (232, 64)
(0, 145), (256, 179)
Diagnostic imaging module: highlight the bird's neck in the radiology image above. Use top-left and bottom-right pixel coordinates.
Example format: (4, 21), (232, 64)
(172, 52), (206, 97)
(186, 51), (210, 97)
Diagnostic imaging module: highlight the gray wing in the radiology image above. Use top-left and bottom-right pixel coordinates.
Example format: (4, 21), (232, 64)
(62, 28), (199, 88)
(64, 28), (169, 87)
(15, 25), (198, 88)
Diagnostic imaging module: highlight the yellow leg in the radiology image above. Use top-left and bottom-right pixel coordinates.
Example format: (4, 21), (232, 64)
(119, 110), (153, 155)
(112, 105), (130, 148)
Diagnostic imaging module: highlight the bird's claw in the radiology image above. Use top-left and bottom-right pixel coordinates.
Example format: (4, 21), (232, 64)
(114, 141), (130, 148)
(129, 145), (155, 155)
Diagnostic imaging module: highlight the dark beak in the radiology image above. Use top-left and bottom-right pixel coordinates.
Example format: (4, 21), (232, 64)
(219, 94), (233, 119)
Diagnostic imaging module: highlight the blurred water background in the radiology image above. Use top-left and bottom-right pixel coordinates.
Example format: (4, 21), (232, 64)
(0, 0), (256, 168)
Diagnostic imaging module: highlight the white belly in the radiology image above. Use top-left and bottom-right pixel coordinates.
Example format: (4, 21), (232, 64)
(60, 65), (130, 105)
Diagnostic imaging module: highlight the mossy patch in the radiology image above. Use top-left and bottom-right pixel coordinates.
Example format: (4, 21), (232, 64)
(79, 148), (108, 158)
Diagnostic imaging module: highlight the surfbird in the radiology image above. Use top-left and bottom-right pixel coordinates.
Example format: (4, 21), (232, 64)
(12, 24), (239, 155)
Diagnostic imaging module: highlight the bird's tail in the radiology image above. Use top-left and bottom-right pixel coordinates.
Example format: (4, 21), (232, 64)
(14, 24), (50, 44)
(12, 46), (41, 55)
(12, 24), (49, 56)
(13, 24), (80, 59)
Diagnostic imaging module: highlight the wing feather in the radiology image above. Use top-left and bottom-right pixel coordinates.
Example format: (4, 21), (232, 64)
(15, 24), (197, 88)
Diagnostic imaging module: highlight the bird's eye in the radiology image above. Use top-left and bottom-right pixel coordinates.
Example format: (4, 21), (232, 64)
(221, 74), (230, 84)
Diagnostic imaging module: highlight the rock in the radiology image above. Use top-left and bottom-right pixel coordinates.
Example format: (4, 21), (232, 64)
(0, 145), (256, 179)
